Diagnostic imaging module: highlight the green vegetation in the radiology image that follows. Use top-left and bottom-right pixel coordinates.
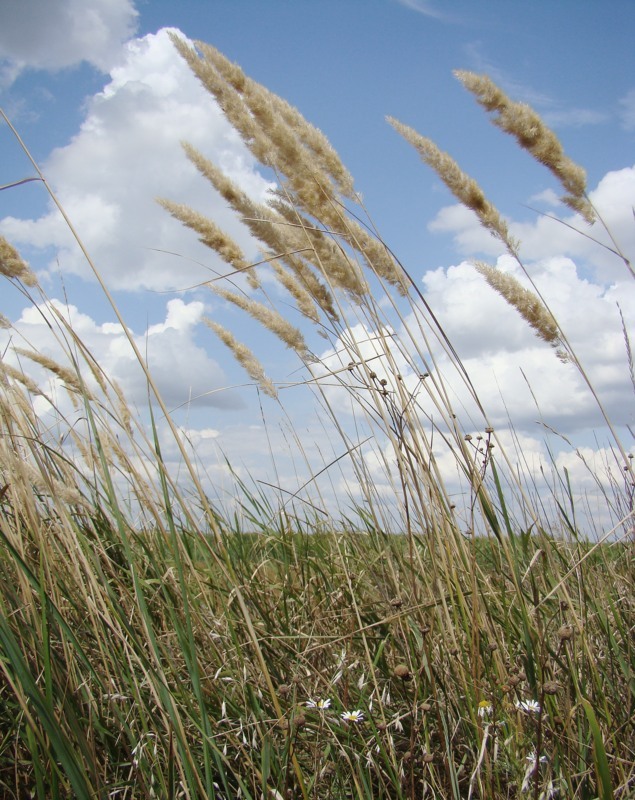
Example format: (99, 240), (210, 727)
(0, 38), (633, 799)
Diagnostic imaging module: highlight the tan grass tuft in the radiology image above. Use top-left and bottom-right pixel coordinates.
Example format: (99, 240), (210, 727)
(474, 261), (560, 346)
(387, 118), (518, 255)
(0, 236), (38, 286)
(213, 286), (309, 356)
(158, 198), (250, 274)
(204, 318), (278, 398)
(454, 71), (595, 223)
(13, 348), (92, 398)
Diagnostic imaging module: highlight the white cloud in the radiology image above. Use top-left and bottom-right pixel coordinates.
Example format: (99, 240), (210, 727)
(0, 28), (271, 292)
(1, 297), (241, 413)
(394, 0), (444, 19)
(428, 165), (635, 281)
(418, 255), (635, 432)
(0, 0), (138, 77)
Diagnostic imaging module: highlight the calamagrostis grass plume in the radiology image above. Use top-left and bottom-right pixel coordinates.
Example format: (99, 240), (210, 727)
(0, 362), (44, 398)
(183, 143), (341, 317)
(204, 319), (277, 398)
(212, 286), (309, 356)
(181, 142), (291, 259)
(454, 71), (595, 223)
(190, 37), (356, 200)
(172, 35), (341, 214)
(158, 198), (250, 274)
(270, 259), (321, 324)
(0, 236), (37, 286)
(13, 347), (93, 398)
(387, 117), (518, 255)
(474, 261), (560, 346)
(268, 196), (368, 298)
(172, 38), (406, 295)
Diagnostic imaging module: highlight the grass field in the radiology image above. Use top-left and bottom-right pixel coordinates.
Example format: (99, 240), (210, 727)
(0, 36), (633, 799)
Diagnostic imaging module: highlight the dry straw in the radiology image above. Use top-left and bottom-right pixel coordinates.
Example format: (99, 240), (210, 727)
(212, 286), (309, 356)
(172, 36), (408, 296)
(158, 198), (249, 274)
(14, 347), (92, 398)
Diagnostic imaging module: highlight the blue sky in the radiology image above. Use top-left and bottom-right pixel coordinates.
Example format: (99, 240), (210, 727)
(0, 0), (634, 526)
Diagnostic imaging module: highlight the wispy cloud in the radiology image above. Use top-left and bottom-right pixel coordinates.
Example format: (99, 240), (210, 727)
(462, 42), (608, 130)
(619, 88), (635, 131)
(394, 0), (446, 21)
(543, 108), (608, 128)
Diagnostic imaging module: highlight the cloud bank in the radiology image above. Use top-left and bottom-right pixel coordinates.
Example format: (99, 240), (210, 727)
(0, 0), (138, 79)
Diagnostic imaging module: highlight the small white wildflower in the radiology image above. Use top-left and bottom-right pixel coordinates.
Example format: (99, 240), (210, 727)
(477, 700), (493, 718)
(516, 699), (541, 714)
(526, 751), (548, 765)
(306, 698), (331, 709)
(341, 709), (364, 723)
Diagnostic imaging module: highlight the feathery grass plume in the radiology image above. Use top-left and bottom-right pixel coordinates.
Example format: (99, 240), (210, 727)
(173, 38), (407, 294)
(172, 35), (337, 212)
(182, 142), (341, 315)
(473, 261), (560, 346)
(213, 286), (309, 356)
(388, 117), (518, 255)
(191, 37), (356, 200)
(0, 362), (44, 398)
(204, 318), (277, 398)
(157, 198), (250, 273)
(0, 236), (37, 286)
(270, 259), (321, 323)
(454, 71), (595, 223)
(0, 313), (11, 329)
(267, 195), (369, 298)
(182, 143), (290, 254)
(14, 347), (93, 398)
(278, 249), (339, 321)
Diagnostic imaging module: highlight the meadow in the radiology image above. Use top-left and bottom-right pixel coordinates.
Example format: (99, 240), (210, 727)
(0, 34), (633, 799)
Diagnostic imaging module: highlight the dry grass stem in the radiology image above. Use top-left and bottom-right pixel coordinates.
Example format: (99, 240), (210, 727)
(212, 286), (309, 356)
(13, 347), (92, 397)
(157, 198), (249, 273)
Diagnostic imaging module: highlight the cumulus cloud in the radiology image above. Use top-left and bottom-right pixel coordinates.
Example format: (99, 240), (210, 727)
(1, 297), (241, 413)
(0, 27), (271, 292)
(418, 254), (635, 432)
(0, 0), (138, 78)
(428, 165), (635, 281)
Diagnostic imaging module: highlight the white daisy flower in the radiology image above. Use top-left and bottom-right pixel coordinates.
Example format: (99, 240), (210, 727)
(516, 699), (541, 714)
(341, 709), (365, 723)
(306, 698), (331, 709)
(477, 700), (493, 718)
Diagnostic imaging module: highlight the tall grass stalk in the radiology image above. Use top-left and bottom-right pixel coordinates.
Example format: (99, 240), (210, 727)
(0, 44), (633, 799)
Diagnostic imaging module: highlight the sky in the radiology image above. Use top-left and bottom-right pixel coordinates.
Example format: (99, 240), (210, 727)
(0, 0), (634, 530)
